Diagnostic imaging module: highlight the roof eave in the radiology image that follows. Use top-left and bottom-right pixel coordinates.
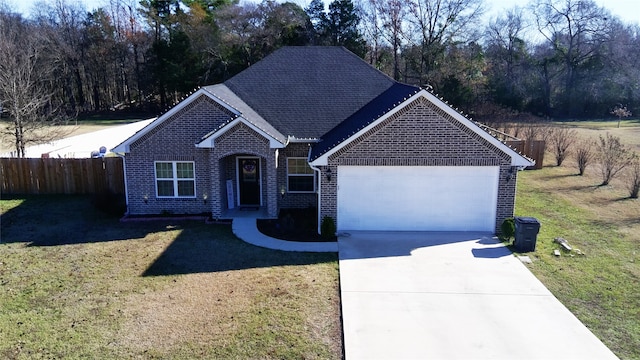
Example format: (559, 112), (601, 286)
(310, 91), (423, 166)
(311, 89), (535, 167)
(286, 136), (320, 144)
(196, 117), (285, 149)
(111, 116), (158, 153)
(110, 89), (241, 154)
(420, 90), (534, 167)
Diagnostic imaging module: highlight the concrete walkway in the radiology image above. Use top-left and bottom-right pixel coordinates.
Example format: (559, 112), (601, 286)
(339, 231), (618, 360)
(231, 217), (338, 252)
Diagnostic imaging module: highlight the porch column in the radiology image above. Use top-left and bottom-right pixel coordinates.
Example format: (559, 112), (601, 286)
(210, 151), (222, 218)
(266, 150), (278, 218)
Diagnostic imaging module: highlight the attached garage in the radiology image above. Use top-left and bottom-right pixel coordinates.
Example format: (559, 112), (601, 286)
(337, 166), (499, 232)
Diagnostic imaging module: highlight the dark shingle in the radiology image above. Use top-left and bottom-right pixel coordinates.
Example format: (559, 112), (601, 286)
(224, 47), (395, 139)
(309, 83), (421, 161)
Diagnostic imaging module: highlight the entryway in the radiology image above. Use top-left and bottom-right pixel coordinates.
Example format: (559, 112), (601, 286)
(237, 157), (261, 207)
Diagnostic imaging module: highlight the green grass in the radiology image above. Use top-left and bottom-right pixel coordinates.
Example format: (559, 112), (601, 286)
(515, 168), (640, 359)
(0, 196), (341, 359)
(557, 118), (640, 129)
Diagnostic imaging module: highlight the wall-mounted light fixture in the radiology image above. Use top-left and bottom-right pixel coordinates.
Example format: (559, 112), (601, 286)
(203, 193), (208, 204)
(506, 167), (516, 182)
(325, 167), (332, 182)
(280, 186), (286, 199)
(143, 194), (149, 204)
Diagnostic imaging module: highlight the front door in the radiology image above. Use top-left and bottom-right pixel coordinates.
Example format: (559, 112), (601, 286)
(237, 157), (261, 206)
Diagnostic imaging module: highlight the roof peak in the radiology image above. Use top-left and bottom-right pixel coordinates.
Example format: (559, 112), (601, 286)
(224, 46), (396, 138)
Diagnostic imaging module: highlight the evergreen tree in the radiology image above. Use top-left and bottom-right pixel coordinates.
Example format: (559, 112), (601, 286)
(326, 0), (366, 56)
(305, 0), (328, 44)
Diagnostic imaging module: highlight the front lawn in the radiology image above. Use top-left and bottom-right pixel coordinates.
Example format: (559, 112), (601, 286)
(0, 196), (342, 359)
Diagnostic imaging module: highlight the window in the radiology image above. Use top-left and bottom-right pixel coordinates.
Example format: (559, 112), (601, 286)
(155, 161), (195, 198)
(287, 158), (315, 192)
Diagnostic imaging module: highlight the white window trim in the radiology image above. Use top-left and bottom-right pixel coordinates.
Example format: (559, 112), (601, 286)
(286, 157), (316, 193)
(154, 161), (197, 198)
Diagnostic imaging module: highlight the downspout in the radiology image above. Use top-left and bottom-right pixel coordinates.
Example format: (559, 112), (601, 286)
(308, 146), (322, 235)
(114, 152), (129, 215)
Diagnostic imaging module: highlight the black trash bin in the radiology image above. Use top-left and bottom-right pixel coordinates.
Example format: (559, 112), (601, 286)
(513, 217), (541, 252)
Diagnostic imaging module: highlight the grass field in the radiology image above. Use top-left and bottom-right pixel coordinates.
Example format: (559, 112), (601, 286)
(1, 119), (638, 359)
(515, 120), (640, 359)
(0, 196), (342, 359)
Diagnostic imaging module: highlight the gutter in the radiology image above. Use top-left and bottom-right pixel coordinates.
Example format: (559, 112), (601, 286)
(307, 146), (322, 235)
(286, 135), (320, 145)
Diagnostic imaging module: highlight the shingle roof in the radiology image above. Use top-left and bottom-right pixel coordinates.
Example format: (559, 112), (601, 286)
(309, 83), (421, 161)
(224, 46), (395, 139)
(201, 84), (286, 144)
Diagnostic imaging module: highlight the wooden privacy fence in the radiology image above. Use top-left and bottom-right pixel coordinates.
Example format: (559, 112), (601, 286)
(0, 157), (125, 195)
(506, 140), (545, 170)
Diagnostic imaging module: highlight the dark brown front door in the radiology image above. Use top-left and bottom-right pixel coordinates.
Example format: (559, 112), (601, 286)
(238, 157), (260, 206)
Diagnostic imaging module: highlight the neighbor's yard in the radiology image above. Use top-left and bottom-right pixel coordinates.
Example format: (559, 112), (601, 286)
(0, 196), (341, 359)
(0, 118), (145, 154)
(515, 120), (640, 359)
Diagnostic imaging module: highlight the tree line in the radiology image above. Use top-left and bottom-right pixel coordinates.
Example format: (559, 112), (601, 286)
(1, 0), (639, 144)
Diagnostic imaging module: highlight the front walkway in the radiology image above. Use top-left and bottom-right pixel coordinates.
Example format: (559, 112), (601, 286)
(231, 217), (338, 252)
(338, 231), (618, 360)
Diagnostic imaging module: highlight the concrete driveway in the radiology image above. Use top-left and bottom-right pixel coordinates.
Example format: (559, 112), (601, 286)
(339, 231), (618, 360)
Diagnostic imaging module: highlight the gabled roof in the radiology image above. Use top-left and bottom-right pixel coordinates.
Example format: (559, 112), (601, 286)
(225, 46), (395, 139)
(200, 84), (286, 145)
(112, 88), (240, 153)
(310, 88), (535, 168)
(310, 83), (421, 161)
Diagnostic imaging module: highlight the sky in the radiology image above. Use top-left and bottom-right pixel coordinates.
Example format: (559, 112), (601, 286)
(7, 0), (640, 26)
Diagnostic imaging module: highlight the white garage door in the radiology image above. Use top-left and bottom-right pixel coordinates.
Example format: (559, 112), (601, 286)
(337, 166), (499, 232)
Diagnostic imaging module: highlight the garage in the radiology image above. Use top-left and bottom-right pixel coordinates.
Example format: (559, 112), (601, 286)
(337, 166), (499, 232)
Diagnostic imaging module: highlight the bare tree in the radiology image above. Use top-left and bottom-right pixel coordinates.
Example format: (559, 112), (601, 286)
(405, 0), (485, 85)
(532, 0), (613, 117)
(596, 133), (634, 186)
(626, 153), (640, 198)
(549, 126), (577, 166)
(611, 104), (631, 128)
(0, 11), (67, 157)
(484, 7), (532, 111)
(373, 0), (408, 80)
(575, 138), (594, 176)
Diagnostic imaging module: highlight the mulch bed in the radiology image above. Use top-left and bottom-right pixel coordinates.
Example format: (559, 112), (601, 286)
(120, 213), (232, 224)
(257, 208), (337, 242)
(120, 208), (336, 242)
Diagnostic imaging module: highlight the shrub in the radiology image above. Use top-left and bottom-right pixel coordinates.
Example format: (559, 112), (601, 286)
(500, 218), (515, 242)
(320, 216), (336, 240)
(626, 153), (640, 199)
(596, 133), (634, 185)
(575, 138), (594, 176)
(549, 126), (577, 166)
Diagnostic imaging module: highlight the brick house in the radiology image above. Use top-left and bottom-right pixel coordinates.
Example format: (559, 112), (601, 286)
(113, 47), (533, 233)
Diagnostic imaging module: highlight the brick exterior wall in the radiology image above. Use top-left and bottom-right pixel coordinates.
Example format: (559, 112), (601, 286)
(125, 93), (284, 219)
(125, 95), (233, 215)
(277, 143), (318, 211)
(320, 96), (517, 233)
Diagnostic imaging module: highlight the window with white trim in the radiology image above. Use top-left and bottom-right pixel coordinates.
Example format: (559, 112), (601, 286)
(287, 158), (315, 192)
(155, 161), (196, 198)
